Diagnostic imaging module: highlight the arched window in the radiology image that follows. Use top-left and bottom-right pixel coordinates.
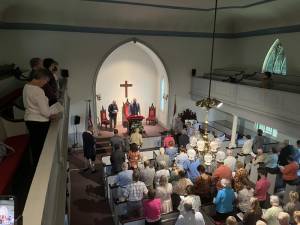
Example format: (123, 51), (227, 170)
(160, 79), (165, 111)
(262, 39), (287, 75)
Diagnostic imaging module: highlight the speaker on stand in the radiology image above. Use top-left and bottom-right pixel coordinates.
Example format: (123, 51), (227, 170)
(72, 115), (80, 148)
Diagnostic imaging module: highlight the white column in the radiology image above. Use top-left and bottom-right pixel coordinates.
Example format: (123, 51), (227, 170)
(230, 115), (238, 148)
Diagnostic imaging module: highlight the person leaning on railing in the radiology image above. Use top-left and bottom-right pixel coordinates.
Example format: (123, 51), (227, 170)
(23, 68), (62, 166)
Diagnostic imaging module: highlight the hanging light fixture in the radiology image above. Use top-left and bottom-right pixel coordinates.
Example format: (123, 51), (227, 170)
(195, 0), (223, 165)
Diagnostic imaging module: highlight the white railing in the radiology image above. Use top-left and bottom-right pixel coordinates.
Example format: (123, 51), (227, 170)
(22, 82), (70, 225)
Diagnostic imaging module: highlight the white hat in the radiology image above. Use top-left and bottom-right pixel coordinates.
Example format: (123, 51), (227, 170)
(216, 151), (226, 163)
(190, 136), (197, 147)
(204, 153), (213, 166)
(187, 148), (196, 160)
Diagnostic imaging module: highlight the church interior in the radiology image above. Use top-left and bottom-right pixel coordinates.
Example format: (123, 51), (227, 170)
(0, 0), (300, 225)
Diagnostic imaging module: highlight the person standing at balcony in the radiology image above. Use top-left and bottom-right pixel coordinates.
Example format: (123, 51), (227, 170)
(23, 68), (57, 166)
(253, 129), (265, 154)
(42, 58), (59, 106)
(108, 100), (118, 129)
(82, 125), (96, 172)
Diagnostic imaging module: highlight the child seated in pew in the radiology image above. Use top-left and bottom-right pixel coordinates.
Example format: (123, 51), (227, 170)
(143, 188), (162, 225)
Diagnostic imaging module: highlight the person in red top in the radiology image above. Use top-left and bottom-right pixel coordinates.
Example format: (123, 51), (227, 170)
(213, 158), (232, 190)
(143, 189), (161, 225)
(163, 134), (175, 148)
(255, 168), (271, 208)
(280, 157), (299, 185)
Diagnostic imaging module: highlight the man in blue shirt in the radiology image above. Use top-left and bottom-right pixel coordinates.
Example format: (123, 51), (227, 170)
(213, 178), (235, 221)
(115, 162), (133, 200)
(184, 149), (200, 182)
(165, 141), (178, 166)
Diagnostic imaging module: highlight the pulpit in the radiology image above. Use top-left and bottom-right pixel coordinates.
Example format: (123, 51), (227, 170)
(100, 106), (110, 128)
(122, 100), (130, 127)
(127, 115), (144, 134)
(146, 103), (157, 125)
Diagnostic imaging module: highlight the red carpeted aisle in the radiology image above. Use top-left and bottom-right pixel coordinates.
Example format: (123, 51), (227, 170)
(69, 151), (114, 225)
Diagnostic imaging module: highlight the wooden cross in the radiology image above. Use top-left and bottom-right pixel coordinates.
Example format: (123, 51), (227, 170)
(120, 80), (133, 98)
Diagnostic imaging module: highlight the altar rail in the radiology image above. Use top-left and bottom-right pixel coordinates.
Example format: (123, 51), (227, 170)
(22, 80), (70, 225)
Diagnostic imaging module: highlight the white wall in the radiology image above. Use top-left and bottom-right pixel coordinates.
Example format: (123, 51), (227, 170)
(232, 32), (300, 75)
(96, 42), (159, 123)
(0, 30), (234, 137)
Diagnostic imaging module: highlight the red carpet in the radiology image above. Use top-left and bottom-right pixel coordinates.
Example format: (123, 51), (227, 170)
(69, 151), (114, 225)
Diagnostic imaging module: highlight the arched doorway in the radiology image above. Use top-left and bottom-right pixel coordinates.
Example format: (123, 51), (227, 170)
(94, 40), (169, 128)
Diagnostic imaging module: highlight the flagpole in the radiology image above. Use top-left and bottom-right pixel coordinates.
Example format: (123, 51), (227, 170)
(171, 95), (176, 130)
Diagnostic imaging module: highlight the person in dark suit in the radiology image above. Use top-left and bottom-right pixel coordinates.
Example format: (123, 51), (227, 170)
(110, 129), (125, 151)
(130, 98), (140, 115)
(178, 129), (189, 148)
(42, 58), (59, 106)
(108, 100), (118, 129)
(110, 144), (125, 174)
(82, 125), (96, 172)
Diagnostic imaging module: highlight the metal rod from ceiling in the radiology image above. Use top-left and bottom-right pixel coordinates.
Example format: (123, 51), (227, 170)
(208, 0), (218, 99)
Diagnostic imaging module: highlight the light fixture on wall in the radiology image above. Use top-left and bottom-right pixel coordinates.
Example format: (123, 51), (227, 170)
(195, 0), (223, 164)
(163, 93), (169, 101)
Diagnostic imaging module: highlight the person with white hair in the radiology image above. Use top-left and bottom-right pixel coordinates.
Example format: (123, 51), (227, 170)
(115, 162), (133, 200)
(183, 148), (200, 182)
(213, 178), (235, 221)
(155, 161), (170, 187)
(175, 198), (205, 225)
(278, 212), (290, 225)
(155, 175), (173, 214)
(140, 160), (155, 189)
(155, 147), (169, 169)
(224, 149), (237, 171)
(242, 135), (253, 154)
(262, 195), (283, 225)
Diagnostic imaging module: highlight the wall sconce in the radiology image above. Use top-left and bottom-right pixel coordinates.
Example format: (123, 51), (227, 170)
(96, 94), (102, 101)
(163, 94), (169, 101)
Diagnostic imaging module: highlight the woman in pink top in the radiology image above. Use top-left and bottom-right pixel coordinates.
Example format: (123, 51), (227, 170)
(255, 168), (270, 208)
(143, 189), (161, 225)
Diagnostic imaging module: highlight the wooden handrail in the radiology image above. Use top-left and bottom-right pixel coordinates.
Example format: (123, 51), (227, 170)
(22, 80), (69, 225)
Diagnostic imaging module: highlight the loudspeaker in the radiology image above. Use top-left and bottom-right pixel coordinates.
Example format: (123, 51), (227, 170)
(61, 69), (69, 78)
(74, 115), (80, 125)
(192, 69), (196, 76)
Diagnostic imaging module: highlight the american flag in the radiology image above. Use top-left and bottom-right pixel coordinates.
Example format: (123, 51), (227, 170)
(87, 100), (93, 127)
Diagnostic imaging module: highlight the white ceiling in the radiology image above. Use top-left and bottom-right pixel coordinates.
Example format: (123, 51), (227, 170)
(0, 0), (299, 33)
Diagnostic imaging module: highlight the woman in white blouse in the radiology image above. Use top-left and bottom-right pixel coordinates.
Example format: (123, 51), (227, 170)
(23, 68), (56, 165)
(155, 175), (173, 214)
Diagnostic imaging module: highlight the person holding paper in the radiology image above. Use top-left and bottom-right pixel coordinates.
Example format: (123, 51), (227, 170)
(23, 68), (62, 166)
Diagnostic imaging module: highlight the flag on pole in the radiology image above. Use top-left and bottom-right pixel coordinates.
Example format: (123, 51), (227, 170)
(86, 100), (93, 129)
(173, 95), (177, 116)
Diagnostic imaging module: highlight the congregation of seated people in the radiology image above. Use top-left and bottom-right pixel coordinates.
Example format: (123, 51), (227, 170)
(108, 125), (300, 225)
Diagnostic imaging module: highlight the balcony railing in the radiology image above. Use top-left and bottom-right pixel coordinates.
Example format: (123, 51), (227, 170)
(22, 80), (70, 225)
